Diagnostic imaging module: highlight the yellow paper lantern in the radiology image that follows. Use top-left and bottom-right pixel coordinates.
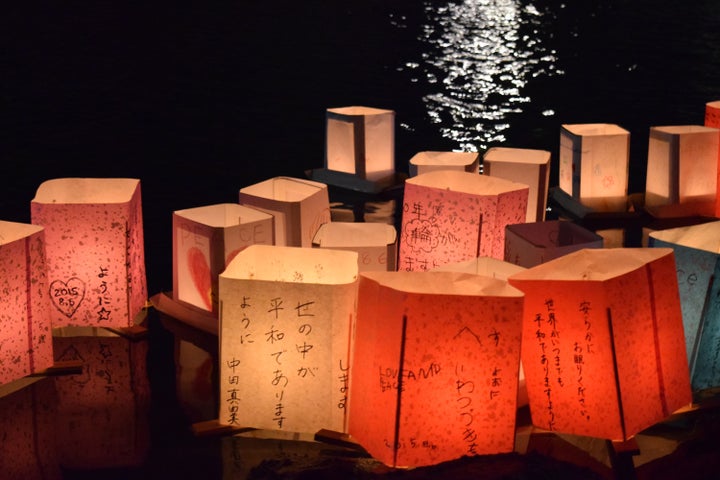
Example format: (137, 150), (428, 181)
(312, 221), (397, 272)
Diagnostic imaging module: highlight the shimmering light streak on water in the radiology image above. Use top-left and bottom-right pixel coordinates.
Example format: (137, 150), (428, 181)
(407, 0), (562, 152)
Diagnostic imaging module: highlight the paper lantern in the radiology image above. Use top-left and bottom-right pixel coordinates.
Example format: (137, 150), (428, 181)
(483, 146), (551, 222)
(645, 125), (719, 217)
(239, 176), (331, 247)
(348, 270), (524, 467)
(172, 203), (274, 314)
(312, 221), (397, 272)
(508, 248), (691, 441)
(504, 220), (604, 268)
(53, 327), (150, 469)
(218, 244), (358, 433)
(408, 151), (479, 177)
(431, 255), (526, 280)
(0, 220), (53, 384)
(398, 170), (528, 270)
(30, 178), (147, 328)
(648, 220), (720, 391)
(704, 101), (720, 216)
(559, 124), (630, 212)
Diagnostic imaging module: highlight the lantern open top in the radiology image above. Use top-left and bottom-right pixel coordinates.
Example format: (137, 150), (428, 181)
(562, 123), (629, 136)
(409, 151), (479, 167)
(32, 178), (140, 204)
(652, 125), (719, 135)
(173, 203), (271, 228)
(432, 256), (526, 280)
(649, 220), (720, 253)
(222, 244), (358, 284)
(0, 220), (43, 244)
(312, 222), (396, 248)
(361, 270), (524, 297)
(239, 176), (326, 202)
(327, 106), (393, 116)
(483, 147), (551, 164)
(508, 248), (675, 281)
(406, 169), (529, 195)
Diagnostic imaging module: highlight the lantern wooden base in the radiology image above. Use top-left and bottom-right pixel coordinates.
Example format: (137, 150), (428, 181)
(150, 291), (218, 336)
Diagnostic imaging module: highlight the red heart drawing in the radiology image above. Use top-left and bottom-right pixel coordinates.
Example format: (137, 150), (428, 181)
(50, 277), (86, 318)
(187, 246), (213, 310)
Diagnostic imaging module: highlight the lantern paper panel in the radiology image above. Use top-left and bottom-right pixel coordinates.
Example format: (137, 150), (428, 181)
(648, 220), (720, 391)
(704, 101), (720, 216)
(398, 170), (529, 271)
(218, 245), (358, 433)
(30, 178), (147, 328)
(559, 124), (630, 212)
(431, 255), (526, 280)
(0, 220), (53, 384)
(645, 125), (720, 217)
(53, 328), (150, 469)
(239, 177), (331, 247)
(408, 151), (479, 177)
(508, 248), (691, 441)
(325, 106), (395, 182)
(173, 203), (274, 314)
(504, 220), (604, 268)
(483, 146), (551, 222)
(312, 221), (397, 272)
(348, 271), (524, 468)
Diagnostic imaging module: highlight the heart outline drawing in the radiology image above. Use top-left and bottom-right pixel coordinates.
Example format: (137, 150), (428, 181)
(50, 277), (86, 318)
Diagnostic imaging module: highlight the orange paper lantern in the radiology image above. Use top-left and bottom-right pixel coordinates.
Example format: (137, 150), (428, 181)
(508, 248), (691, 441)
(312, 221), (397, 272)
(172, 203), (274, 314)
(218, 245), (358, 433)
(408, 151), (479, 177)
(704, 101), (720, 216)
(398, 170), (528, 270)
(348, 271), (524, 467)
(0, 220), (54, 384)
(30, 178), (148, 328)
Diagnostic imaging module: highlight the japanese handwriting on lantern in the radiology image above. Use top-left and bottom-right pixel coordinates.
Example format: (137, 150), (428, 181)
(268, 297), (284, 319)
(295, 301), (315, 317)
(96, 266), (112, 322)
(535, 300), (556, 430)
(338, 360), (349, 410)
(488, 328), (500, 347)
(455, 363), (479, 456)
(489, 366), (502, 400)
(226, 357), (241, 425)
(545, 299), (562, 387)
(236, 296), (254, 345)
(265, 325), (285, 343)
(271, 369), (288, 428)
(579, 300), (594, 353)
(576, 300), (593, 420)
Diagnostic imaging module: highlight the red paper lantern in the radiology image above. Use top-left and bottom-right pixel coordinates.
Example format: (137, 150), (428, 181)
(704, 101), (720, 216)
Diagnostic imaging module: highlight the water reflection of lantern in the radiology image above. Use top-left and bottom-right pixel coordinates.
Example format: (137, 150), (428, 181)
(239, 177), (331, 247)
(53, 327), (150, 469)
(508, 248), (692, 441)
(312, 221), (397, 272)
(648, 220), (720, 391)
(348, 271), (524, 468)
(408, 151), (479, 177)
(483, 146), (551, 222)
(559, 123), (630, 212)
(399, 170), (528, 271)
(0, 220), (53, 384)
(172, 203), (273, 314)
(218, 245), (358, 433)
(504, 220), (604, 268)
(645, 125), (720, 217)
(30, 178), (147, 329)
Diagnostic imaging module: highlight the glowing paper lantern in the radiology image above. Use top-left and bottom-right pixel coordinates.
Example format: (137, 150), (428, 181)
(398, 170), (528, 270)
(508, 248), (692, 441)
(645, 125), (720, 217)
(559, 124), (630, 212)
(30, 178), (147, 328)
(648, 220), (720, 391)
(312, 221), (397, 272)
(239, 177), (331, 247)
(53, 327), (150, 469)
(704, 101), (720, 216)
(431, 255), (526, 280)
(173, 203), (274, 314)
(348, 270), (524, 467)
(0, 220), (53, 384)
(483, 146), (551, 222)
(504, 220), (603, 268)
(218, 244), (358, 433)
(408, 151), (479, 177)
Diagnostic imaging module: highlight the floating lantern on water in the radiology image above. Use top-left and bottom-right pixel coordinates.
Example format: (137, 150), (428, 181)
(312, 221), (397, 272)
(408, 151), (479, 177)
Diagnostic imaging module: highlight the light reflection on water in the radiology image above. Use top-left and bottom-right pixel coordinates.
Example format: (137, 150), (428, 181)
(406, 0), (562, 152)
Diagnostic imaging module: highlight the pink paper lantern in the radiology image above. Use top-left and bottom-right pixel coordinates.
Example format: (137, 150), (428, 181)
(0, 220), (53, 384)
(30, 178), (148, 328)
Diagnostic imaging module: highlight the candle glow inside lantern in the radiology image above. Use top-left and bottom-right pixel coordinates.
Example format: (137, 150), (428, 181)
(504, 220), (604, 268)
(559, 123), (630, 212)
(0, 220), (53, 384)
(239, 177), (331, 247)
(648, 220), (720, 391)
(348, 271), (524, 468)
(483, 146), (551, 222)
(312, 221), (397, 272)
(218, 245), (358, 433)
(30, 178), (147, 328)
(704, 101), (720, 216)
(645, 125), (720, 217)
(408, 151), (479, 177)
(173, 203), (274, 314)
(508, 248), (691, 441)
(398, 170), (528, 271)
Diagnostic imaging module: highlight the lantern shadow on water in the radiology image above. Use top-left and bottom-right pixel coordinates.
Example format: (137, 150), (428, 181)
(508, 248), (691, 441)
(348, 271), (525, 468)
